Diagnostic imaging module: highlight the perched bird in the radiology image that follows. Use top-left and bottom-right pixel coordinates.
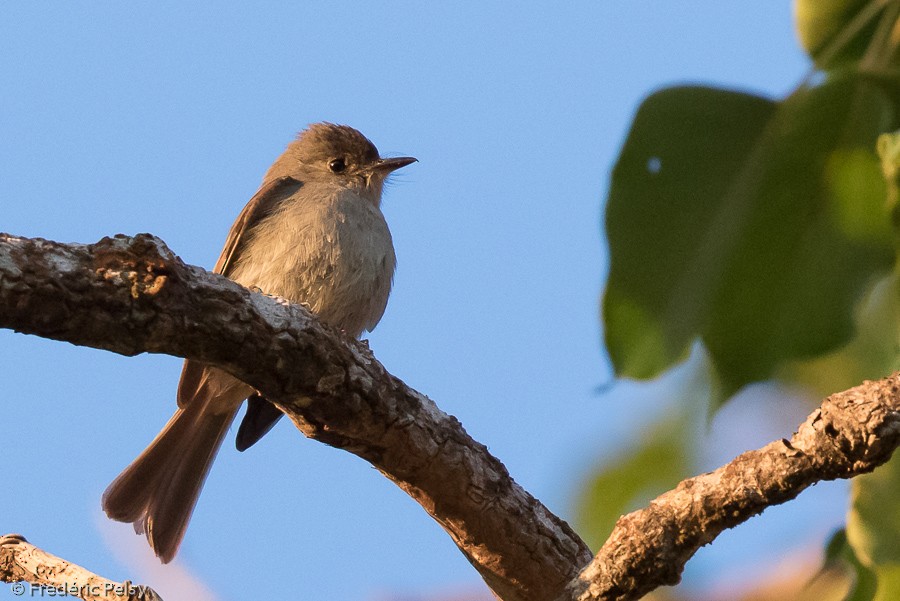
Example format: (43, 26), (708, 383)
(102, 123), (416, 562)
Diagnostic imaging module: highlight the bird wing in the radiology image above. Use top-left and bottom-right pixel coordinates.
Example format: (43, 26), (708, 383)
(213, 175), (304, 276)
(177, 176), (304, 409)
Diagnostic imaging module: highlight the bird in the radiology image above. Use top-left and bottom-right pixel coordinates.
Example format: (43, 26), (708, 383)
(102, 123), (416, 563)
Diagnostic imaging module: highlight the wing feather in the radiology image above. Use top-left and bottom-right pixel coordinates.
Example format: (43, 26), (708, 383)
(177, 176), (303, 408)
(213, 176), (304, 276)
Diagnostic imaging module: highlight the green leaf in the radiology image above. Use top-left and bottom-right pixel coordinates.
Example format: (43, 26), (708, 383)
(844, 451), (900, 600)
(821, 529), (878, 601)
(873, 564), (900, 601)
(604, 73), (896, 403)
(847, 453), (900, 566)
(794, 0), (882, 68)
(780, 132), (900, 395)
(573, 408), (693, 549)
(782, 273), (900, 397)
(877, 129), (900, 233)
(604, 86), (777, 381)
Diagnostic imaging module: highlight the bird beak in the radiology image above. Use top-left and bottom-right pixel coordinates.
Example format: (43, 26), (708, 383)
(373, 156), (418, 173)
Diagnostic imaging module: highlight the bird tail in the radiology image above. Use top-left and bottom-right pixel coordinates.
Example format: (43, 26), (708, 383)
(102, 398), (236, 563)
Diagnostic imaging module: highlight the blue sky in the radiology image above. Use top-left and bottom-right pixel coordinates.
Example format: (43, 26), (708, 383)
(0, 3), (846, 600)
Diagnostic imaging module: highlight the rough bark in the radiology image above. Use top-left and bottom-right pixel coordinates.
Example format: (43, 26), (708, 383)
(0, 233), (592, 601)
(0, 534), (163, 601)
(3, 232), (900, 601)
(559, 375), (900, 601)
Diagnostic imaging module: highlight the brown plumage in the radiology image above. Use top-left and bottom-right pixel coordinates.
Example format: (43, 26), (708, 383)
(102, 123), (415, 562)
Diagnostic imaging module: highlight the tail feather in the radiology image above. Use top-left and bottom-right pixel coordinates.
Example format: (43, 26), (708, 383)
(102, 406), (196, 524)
(102, 399), (236, 563)
(235, 394), (284, 452)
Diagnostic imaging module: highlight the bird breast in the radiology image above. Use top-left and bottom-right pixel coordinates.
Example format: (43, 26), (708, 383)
(229, 189), (396, 339)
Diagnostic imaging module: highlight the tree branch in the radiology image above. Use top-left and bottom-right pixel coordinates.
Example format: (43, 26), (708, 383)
(4, 232), (900, 601)
(0, 233), (592, 601)
(559, 374), (900, 601)
(0, 534), (163, 601)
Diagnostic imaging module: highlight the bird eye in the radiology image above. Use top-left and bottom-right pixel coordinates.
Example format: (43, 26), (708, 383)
(328, 158), (346, 173)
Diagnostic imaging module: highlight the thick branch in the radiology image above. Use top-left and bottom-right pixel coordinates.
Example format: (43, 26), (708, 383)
(0, 233), (592, 601)
(0, 534), (162, 601)
(560, 374), (900, 601)
(8, 232), (900, 601)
